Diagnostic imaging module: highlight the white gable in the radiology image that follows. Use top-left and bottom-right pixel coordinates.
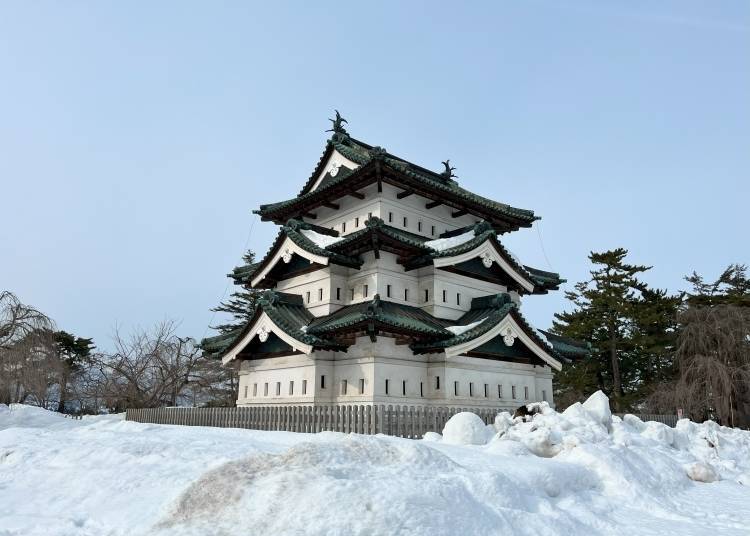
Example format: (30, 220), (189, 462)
(308, 149), (360, 192)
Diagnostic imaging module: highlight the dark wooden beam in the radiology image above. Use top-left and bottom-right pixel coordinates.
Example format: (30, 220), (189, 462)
(452, 209), (468, 218)
(348, 191), (365, 200)
(396, 190), (414, 199)
(323, 202), (339, 210)
(425, 200), (442, 209)
(303, 212), (317, 219)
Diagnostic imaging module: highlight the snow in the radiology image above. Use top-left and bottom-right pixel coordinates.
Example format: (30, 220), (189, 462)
(424, 230), (475, 252)
(2, 392), (750, 535)
(441, 412), (490, 445)
(300, 229), (345, 248)
(445, 317), (486, 335)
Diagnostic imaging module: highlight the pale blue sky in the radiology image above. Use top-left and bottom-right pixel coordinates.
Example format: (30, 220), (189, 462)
(1, 1), (748, 348)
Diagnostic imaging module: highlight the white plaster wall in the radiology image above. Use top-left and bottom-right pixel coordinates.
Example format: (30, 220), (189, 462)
(235, 336), (554, 410)
(310, 183), (477, 239)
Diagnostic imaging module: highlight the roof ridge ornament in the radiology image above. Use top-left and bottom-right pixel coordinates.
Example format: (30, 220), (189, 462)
(326, 110), (349, 141)
(440, 160), (457, 181)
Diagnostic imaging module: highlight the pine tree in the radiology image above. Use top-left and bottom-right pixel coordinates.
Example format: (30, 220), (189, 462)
(54, 330), (94, 413)
(210, 250), (261, 335)
(685, 264), (750, 308)
(552, 248), (679, 411)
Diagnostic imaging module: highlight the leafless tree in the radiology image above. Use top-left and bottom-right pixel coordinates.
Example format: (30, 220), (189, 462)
(0, 291), (56, 405)
(81, 320), (229, 411)
(647, 305), (750, 427)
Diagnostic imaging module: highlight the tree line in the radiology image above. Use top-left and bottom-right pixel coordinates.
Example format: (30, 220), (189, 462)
(552, 249), (749, 428)
(0, 291), (237, 413)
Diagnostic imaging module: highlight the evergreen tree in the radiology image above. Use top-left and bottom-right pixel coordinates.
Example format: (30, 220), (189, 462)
(54, 330), (94, 413)
(552, 248), (679, 411)
(685, 263), (750, 308)
(211, 250), (261, 335)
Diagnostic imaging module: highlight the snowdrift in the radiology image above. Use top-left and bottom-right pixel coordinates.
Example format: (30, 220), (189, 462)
(1, 394), (749, 536)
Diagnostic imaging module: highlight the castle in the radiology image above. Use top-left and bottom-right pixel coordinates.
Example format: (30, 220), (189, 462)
(202, 112), (587, 410)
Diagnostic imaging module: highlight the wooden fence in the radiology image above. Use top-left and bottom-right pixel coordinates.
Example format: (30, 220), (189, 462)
(125, 405), (502, 438)
(615, 413), (679, 427)
(125, 406), (682, 438)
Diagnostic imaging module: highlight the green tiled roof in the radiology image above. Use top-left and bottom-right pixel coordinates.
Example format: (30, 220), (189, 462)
(203, 290), (589, 362)
(410, 293), (571, 363)
(326, 217), (433, 256)
(411, 293), (518, 352)
(201, 290), (344, 359)
(306, 296), (452, 338)
(538, 329), (591, 360)
(256, 134), (538, 231)
(402, 221), (564, 293)
(230, 262), (261, 285)
(247, 219), (362, 288)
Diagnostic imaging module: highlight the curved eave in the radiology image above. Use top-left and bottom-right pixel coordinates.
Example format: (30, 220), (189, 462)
(327, 220), (433, 259)
(255, 145), (537, 233)
(411, 307), (563, 371)
(249, 227), (361, 288)
(220, 294), (344, 364)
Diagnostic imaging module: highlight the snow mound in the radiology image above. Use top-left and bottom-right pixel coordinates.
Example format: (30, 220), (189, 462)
(442, 412), (489, 445)
(422, 431), (442, 442)
(581, 390), (611, 429)
(686, 462), (718, 483)
(3, 399), (750, 536)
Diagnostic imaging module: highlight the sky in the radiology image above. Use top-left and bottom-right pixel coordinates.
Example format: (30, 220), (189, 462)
(1, 1), (748, 349)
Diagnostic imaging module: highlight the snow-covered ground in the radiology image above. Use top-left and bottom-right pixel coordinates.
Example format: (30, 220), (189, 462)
(1, 394), (749, 536)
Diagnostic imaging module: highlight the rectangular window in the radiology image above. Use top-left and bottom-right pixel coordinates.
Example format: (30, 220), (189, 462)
(306, 291), (311, 303)
(243, 385), (248, 398)
(524, 386), (529, 400)
(403, 216), (408, 228)
(388, 212), (393, 223)
(253, 383), (258, 397)
(404, 288), (409, 301)
(321, 375), (326, 389)
(420, 382), (424, 397)
(431, 225), (435, 236)
(318, 288), (323, 301)
(385, 379), (390, 395)
(368, 212), (372, 219)
(289, 381), (294, 395)
(542, 390), (547, 402)
(402, 380), (406, 396)
(276, 382), (281, 396)
(363, 284), (368, 298)
(418, 221), (422, 232)
(302, 379), (307, 395)
(355, 217), (359, 228)
(442, 289), (447, 303)
(456, 293), (461, 306)
(350, 288), (354, 300)
(424, 289), (429, 303)
(469, 382), (474, 397)
(498, 385), (502, 399)
(336, 287), (341, 300)
(341, 379), (348, 395)
(342, 221), (346, 233)
(264, 383), (269, 396)
(386, 284), (392, 298)
(512, 385), (517, 399)
(454, 381), (459, 396)
(436, 376), (440, 390)
(359, 378), (365, 394)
